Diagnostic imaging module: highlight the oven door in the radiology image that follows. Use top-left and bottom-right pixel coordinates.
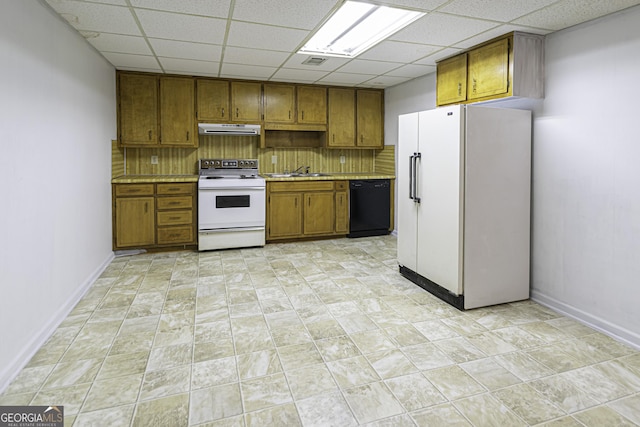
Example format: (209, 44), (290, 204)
(198, 186), (266, 231)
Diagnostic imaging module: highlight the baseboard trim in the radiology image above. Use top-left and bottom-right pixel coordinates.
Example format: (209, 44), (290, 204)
(531, 290), (640, 350)
(0, 252), (115, 393)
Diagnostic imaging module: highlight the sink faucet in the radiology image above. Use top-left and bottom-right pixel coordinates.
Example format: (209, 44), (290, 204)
(293, 165), (310, 174)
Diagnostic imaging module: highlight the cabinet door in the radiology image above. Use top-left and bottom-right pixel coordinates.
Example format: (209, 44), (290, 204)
(303, 192), (335, 235)
(327, 88), (355, 147)
(115, 197), (156, 248)
(335, 190), (349, 233)
(436, 54), (468, 106)
(160, 77), (196, 146)
(356, 90), (383, 148)
(264, 84), (295, 123)
(118, 73), (158, 146)
(231, 81), (262, 122)
(197, 79), (229, 121)
(297, 86), (327, 124)
(468, 38), (509, 100)
(268, 193), (302, 239)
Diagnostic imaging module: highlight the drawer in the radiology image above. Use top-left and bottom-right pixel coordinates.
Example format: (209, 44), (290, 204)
(157, 196), (193, 210)
(269, 181), (334, 192)
(114, 184), (154, 197)
(157, 210), (192, 226)
(157, 183), (194, 195)
(157, 226), (194, 245)
(335, 181), (347, 191)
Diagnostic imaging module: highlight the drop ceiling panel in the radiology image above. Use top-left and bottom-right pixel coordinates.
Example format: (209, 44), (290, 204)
(358, 41), (440, 63)
(440, 0), (560, 22)
(337, 59), (402, 75)
(318, 72), (377, 86)
(385, 64), (437, 78)
(391, 13), (500, 46)
(226, 22), (309, 51)
(376, 0), (450, 12)
(270, 68), (329, 83)
(159, 58), (220, 76)
(363, 75), (412, 87)
(231, 0), (337, 30)
(513, 0), (640, 30)
(223, 47), (290, 68)
(452, 25), (552, 49)
(149, 39), (222, 62)
(102, 52), (161, 71)
(135, 9), (227, 43)
(282, 54), (351, 72)
(84, 33), (151, 55)
(220, 63), (278, 80)
(129, 0), (231, 18)
(45, 1), (140, 35)
(413, 47), (465, 66)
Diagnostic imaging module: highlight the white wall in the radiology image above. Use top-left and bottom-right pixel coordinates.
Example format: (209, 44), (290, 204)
(0, 1), (116, 390)
(386, 5), (640, 348)
(532, 6), (640, 346)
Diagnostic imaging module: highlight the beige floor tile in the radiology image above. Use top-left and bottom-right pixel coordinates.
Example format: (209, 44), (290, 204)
(367, 349), (418, 379)
(74, 404), (135, 427)
(295, 392), (358, 427)
(139, 365), (191, 401)
(244, 402), (301, 427)
(278, 342), (324, 372)
(460, 357), (522, 390)
(574, 405), (638, 426)
(529, 375), (599, 413)
(327, 356), (381, 388)
(385, 373), (446, 411)
(453, 393), (526, 426)
(237, 349), (282, 380)
(191, 356), (237, 389)
(82, 373), (143, 412)
(607, 394), (640, 425)
(424, 365), (486, 401)
(493, 383), (566, 424)
(240, 372), (293, 412)
(189, 383), (243, 425)
(316, 335), (361, 362)
(343, 381), (404, 424)
(132, 393), (189, 427)
(411, 403), (472, 426)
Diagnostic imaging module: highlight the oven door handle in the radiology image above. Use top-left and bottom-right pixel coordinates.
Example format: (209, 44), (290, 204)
(198, 187), (265, 191)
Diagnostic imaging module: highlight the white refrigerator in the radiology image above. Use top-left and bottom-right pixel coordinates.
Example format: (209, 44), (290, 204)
(397, 105), (531, 310)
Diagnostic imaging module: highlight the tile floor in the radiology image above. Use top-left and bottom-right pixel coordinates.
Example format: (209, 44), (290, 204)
(2, 236), (640, 426)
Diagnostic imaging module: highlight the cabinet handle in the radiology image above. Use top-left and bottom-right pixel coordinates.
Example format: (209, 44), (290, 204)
(333, 134), (335, 143)
(144, 202), (148, 213)
(302, 111), (305, 120)
(221, 108), (225, 117)
(360, 134), (364, 143)
(236, 108), (239, 118)
(473, 78), (477, 93)
(294, 199), (297, 208)
(458, 83), (462, 96)
(186, 131), (189, 141)
(308, 198), (311, 207)
(288, 111), (291, 119)
(148, 130), (152, 140)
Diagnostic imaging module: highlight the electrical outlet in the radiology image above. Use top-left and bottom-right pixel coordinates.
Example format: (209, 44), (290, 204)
(340, 155), (346, 164)
(151, 155), (158, 165)
(271, 155), (277, 164)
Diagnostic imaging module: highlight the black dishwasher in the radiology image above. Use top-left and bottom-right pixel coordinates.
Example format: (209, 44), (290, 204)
(348, 180), (391, 238)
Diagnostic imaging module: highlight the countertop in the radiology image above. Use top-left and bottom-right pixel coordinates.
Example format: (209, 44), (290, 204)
(112, 173), (394, 183)
(112, 175), (198, 184)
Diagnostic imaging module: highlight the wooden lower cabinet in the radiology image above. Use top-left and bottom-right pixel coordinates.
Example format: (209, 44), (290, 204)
(267, 180), (348, 241)
(335, 181), (349, 234)
(113, 182), (196, 250)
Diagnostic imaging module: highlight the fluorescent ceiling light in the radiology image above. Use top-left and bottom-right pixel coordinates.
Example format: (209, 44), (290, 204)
(299, 1), (425, 58)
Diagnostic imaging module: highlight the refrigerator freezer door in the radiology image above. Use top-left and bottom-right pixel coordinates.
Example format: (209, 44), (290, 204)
(397, 112), (420, 272)
(416, 106), (465, 296)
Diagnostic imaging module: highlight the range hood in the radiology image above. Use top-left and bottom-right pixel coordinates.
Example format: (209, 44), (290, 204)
(198, 123), (261, 136)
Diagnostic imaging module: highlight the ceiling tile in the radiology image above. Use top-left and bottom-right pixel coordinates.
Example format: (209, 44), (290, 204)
(385, 63), (436, 78)
(102, 52), (161, 71)
(282, 54), (352, 72)
(223, 46), (290, 68)
(159, 58), (220, 76)
(129, 0), (231, 18)
(318, 72), (377, 86)
(358, 40), (440, 63)
(452, 25), (551, 49)
(226, 21), (309, 52)
(45, 1), (141, 35)
(47, 0), (127, 6)
(134, 9), (226, 43)
(439, 0), (559, 22)
(220, 63), (277, 80)
(83, 33), (151, 55)
(336, 59), (402, 75)
(270, 68), (329, 83)
(360, 75), (412, 87)
(513, 0), (640, 30)
(413, 47), (464, 66)
(231, 0), (336, 30)
(390, 12), (499, 46)
(149, 39), (222, 62)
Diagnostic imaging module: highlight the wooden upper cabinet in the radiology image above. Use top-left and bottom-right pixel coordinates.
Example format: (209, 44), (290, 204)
(231, 81), (262, 122)
(160, 77), (196, 147)
(196, 79), (229, 121)
(297, 86), (327, 125)
(356, 89), (383, 148)
(436, 54), (468, 105)
(264, 84), (295, 123)
(328, 88), (356, 148)
(467, 37), (510, 100)
(118, 73), (158, 146)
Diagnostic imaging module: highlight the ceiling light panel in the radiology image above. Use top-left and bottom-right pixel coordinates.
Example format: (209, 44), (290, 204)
(299, 1), (425, 57)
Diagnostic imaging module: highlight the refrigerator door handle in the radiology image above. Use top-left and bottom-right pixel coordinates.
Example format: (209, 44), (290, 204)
(409, 154), (415, 200)
(413, 152), (421, 203)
